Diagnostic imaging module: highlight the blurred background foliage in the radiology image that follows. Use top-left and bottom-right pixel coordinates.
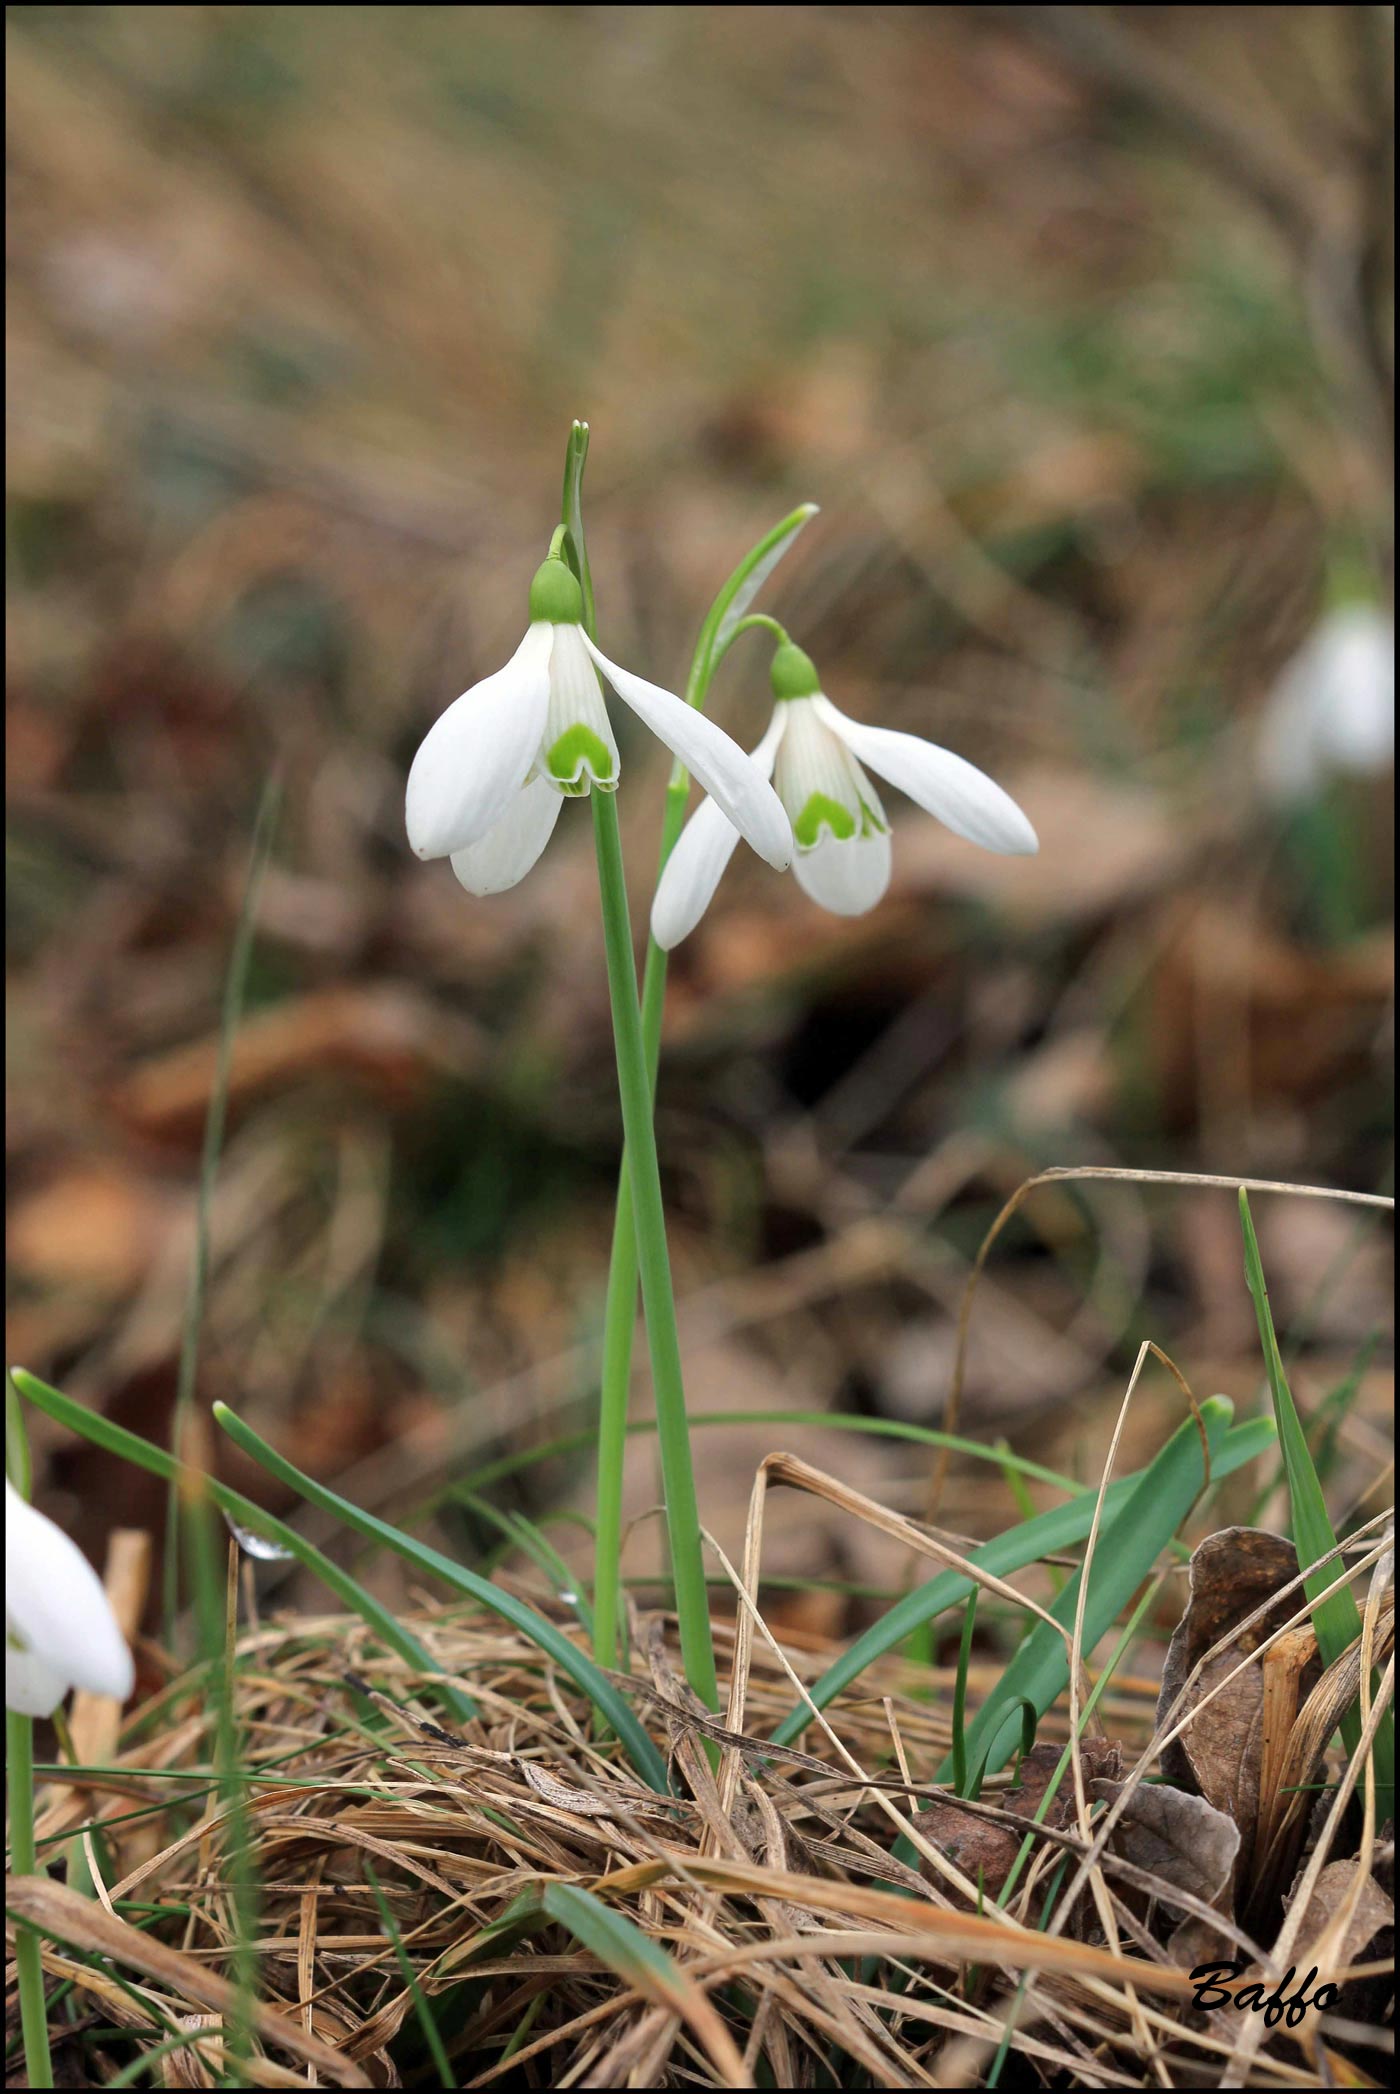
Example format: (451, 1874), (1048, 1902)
(5, 6), (1393, 1636)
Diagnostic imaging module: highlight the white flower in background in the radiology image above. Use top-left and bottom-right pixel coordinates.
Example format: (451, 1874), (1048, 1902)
(651, 640), (1038, 947)
(406, 556), (793, 895)
(5, 1479), (134, 1716)
(1258, 603), (1395, 804)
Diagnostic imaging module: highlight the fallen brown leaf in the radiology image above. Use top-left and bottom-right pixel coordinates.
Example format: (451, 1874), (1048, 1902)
(1158, 1527), (1320, 1889)
(1088, 1776), (1239, 1964)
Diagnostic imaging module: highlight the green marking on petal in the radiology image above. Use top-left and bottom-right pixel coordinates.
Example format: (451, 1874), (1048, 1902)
(793, 792), (857, 847)
(547, 724), (615, 790)
(858, 796), (889, 838)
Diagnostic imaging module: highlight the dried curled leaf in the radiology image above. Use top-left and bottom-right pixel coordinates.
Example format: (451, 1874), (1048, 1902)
(1158, 1527), (1321, 1883)
(1088, 1777), (1239, 1965)
(1289, 1856), (1394, 1969)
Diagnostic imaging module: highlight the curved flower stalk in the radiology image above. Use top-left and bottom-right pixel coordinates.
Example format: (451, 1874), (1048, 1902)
(6, 1478), (134, 1715)
(406, 551), (792, 895)
(1257, 603), (1395, 804)
(652, 636), (1038, 947)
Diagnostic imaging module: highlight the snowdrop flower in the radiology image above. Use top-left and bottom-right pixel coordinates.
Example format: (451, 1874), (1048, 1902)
(1257, 604), (1395, 804)
(652, 639), (1038, 947)
(6, 1479), (134, 1716)
(406, 554), (792, 895)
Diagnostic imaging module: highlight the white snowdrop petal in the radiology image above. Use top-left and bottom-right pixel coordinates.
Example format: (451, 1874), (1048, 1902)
(450, 775), (564, 895)
(650, 712), (788, 949)
(581, 635), (794, 871)
(650, 798), (743, 950)
(791, 828), (892, 915)
(5, 1482), (135, 1706)
(1313, 608), (1395, 775)
(816, 696), (1038, 855)
(406, 623), (553, 859)
(1258, 607), (1395, 803)
(5, 1636), (68, 1718)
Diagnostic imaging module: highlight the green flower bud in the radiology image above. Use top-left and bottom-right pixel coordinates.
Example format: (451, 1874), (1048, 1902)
(769, 640), (822, 703)
(528, 558), (584, 626)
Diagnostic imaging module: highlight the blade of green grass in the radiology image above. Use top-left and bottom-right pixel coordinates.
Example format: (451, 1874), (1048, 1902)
(1247, 1330), (1379, 1523)
(950, 1593), (978, 1798)
(449, 1410), (1091, 1508)
(9, 1368), (476, 1725)
(997, 1439), (1067, 1599)
(165, 772), (281, 1642)
(363, 1860), (454, 2087)
(1238, 1188), (1393, 1818)
(769, 1412), (1276, 1749)
(211, 1402), (670, 1793)
(454, 1487), (593, 1635)
(949, 1398), (1235, 1789)
(444, 1880), (747, 2083)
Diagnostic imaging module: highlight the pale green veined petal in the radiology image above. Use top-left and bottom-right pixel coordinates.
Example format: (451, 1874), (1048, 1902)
(815, 694), (1038, 855)
(406, 622), (553, 859)
(450, 775), (564, 895)
(581, 634), (793, 871)
(650, 711), (788, 948)
(773, 696), (870, 847)
(541, 622), (620, 793)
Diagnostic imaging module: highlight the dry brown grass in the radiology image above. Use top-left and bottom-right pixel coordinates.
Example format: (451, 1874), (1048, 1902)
(9, 1484), (1393, 2089)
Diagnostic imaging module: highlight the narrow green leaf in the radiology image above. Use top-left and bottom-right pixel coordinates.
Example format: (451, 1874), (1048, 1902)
(537, 1884), (743, 2077)
(212, 1402), (671, 1794)
(364, 1860), (454, 2087)
(451, 1408), (1112, 1509)
(950, 1592), (978, 1798)
(9, 1368), (476, 1725)
(1238, 1189), (1392, 1815)
(454, 1487), (593, 1636)
(559, 419), (596, 639)
(952, 1399), (1233, 1786)
(706, 503), (819, 673)
(540, 1883), (687, 2002)
(166, 772), (281, 1643)
(769, 1413), (1276, 1748)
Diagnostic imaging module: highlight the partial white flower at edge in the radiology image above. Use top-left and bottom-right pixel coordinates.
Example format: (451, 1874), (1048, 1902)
(1257, 604), (1395, 805)
(6, 1479), (135, 1716)
(406, 556), (793, 895)
(651, 641), (1038, 949)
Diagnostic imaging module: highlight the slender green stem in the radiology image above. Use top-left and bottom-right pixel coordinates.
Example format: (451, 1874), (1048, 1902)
(8, 1712), (53, 2088)
(590, 775), (691, 1674)
(583, 484), (814, 1678)
(164, 775), (280, 1642)
(6, 1401), (53, 2087)
(591, 788), (718, 1711)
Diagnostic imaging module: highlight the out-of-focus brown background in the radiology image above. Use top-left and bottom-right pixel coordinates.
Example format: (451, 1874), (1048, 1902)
(7, 7), (1393, 1634)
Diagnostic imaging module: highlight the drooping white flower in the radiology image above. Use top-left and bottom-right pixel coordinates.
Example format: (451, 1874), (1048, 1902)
(406, 556), (793, 895)
(651, 640), (1038, 947)
(1257, 604), (1395, 804)
(6, 1479), (134, 1716)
